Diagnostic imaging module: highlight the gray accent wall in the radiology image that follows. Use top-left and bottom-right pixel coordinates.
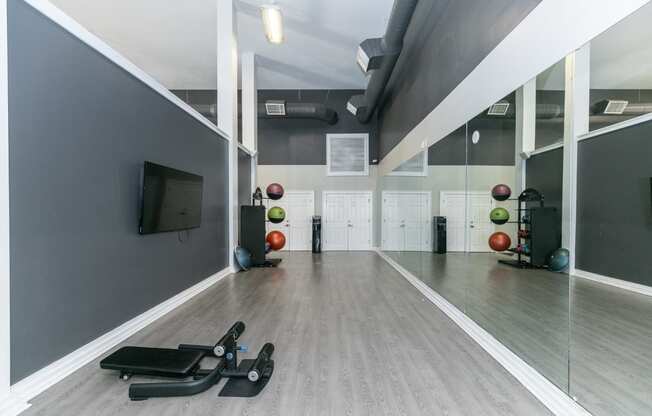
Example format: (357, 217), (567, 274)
(428, 105), (516, 166)
(257, 90), (378, 165)
(8, 0), (229, 382)
(525, 148), (563, 224)
(377, 0), (541, 160)
(238, 149), (252, 207)
(576, 122), (652, 286)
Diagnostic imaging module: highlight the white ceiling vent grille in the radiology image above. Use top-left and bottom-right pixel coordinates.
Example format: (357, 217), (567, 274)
(265, 100), (286, 116)
(327, 134), (369, 176)
(487, 101), (510, 116)
(603, 100), (628, 115)
(389, 151), (428, 176)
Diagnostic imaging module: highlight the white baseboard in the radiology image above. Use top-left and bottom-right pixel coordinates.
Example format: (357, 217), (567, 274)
(0, 393), (30, 416)
(574, 269), (652, 298)
(375, 249), (592, 416)
(6, 266), (233, 415)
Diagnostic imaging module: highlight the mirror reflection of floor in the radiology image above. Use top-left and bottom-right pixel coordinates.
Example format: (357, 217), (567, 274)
(384, 251), (652, 416)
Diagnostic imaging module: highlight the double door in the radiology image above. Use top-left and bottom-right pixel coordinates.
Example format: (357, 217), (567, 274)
(440, 191), (495, 252)
(382, 191), (432, 251)
(265, 191), (315, 251)
(322, 191), (373, 251)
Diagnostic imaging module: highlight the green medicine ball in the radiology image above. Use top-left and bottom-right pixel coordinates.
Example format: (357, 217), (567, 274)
(490, 207), (510, 225)
(267, 206), (286, 224)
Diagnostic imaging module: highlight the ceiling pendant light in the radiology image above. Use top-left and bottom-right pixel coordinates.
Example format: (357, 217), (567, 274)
(260, 4), (284, 44)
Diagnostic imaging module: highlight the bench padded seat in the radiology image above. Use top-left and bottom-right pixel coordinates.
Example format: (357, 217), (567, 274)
(100, 347), (204, 378)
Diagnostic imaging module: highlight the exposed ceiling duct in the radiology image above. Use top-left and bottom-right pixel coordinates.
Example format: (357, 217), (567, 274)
(347, 0), (419, 124)
(482, 102), (563, 120)
(592, 99), (652, 116)
(258, 101), (339, 125)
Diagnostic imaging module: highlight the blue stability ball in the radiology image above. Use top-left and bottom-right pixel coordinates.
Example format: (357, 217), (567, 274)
(234, 246), (253, 270)
(548, 248), (570, 272)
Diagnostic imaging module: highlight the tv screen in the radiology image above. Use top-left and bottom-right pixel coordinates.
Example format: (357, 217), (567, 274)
(139, 161), (203, 234)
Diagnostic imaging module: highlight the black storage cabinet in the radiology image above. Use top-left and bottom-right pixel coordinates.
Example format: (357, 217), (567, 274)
(241, 205), (266, 265)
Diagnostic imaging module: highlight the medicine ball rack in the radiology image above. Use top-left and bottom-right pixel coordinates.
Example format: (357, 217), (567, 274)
(100, 321), (275, 400)
(496, 189), (559, 270)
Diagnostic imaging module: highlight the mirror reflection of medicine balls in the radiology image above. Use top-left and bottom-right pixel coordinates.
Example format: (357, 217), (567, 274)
(490, 207), (510, 225)
(488, 232), (511, 252)
(491, 184), (512, 201)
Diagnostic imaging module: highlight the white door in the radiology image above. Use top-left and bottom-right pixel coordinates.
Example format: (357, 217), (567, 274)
(287, 192), (314, 251)
(265, 191), (315, 251)
(382, 193), (404, 251)
(440, 192), (467, 252)
(348, 193), (373, 250)
(468, 194), (495, 252)
(440, 191), (494, 253)
(323, 191), (373, 251)
(382, 192), (431, 251)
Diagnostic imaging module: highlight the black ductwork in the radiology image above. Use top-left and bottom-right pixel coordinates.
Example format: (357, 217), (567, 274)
(258, 102), (339, 125)
(348, 0), (419, 124)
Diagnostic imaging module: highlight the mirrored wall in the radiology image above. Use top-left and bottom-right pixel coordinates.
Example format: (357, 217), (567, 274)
(380, 87), (570, 393)
(379, 3), (652, 415)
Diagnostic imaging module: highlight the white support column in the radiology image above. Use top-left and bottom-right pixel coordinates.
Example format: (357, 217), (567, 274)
(217, 0), (238, 269)
(241, 52), (257, 154)
(0, 2), (27, 414)
(515, 78), (536, 195)
(562, 44), (590, 273)
(0, 0), (10, 407)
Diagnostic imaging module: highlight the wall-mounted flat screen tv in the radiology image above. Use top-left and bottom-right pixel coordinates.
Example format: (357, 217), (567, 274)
(139, 161), (203, 234)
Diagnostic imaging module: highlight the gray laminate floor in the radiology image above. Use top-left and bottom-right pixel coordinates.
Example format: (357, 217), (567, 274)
(23, 252), (550, 416)
(385, 251), (652, 416)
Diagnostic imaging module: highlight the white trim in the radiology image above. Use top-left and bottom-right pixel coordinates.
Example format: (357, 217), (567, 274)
(0, 0), (16, 412)
(578, 112), (652, 142)
(375, 250), (592, 416)
(575, 269), (652, 298)
(237, 142), (256, 157)
(527, 141), (564, 157)
(217, 0), (238, 271)
(326, 133), (370, 177)
(6, 267), (233, 412)
(241, 52), (257, 154)
(251, 154), (257, 197)
(562, 45), (590, 274)
(378, 0), (650, 175)
(322, 190), (374, 251)
(515, 79), (536, 195)
(21, 0), (229, 141)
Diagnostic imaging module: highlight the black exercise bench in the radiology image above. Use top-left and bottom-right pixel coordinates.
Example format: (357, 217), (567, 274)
(100, 321), (274, 400)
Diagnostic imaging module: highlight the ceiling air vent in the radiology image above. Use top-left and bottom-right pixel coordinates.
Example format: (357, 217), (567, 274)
(487, 101), (510, 116)
(265, 100), (286, 116)
(602, 99), (629, 115)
